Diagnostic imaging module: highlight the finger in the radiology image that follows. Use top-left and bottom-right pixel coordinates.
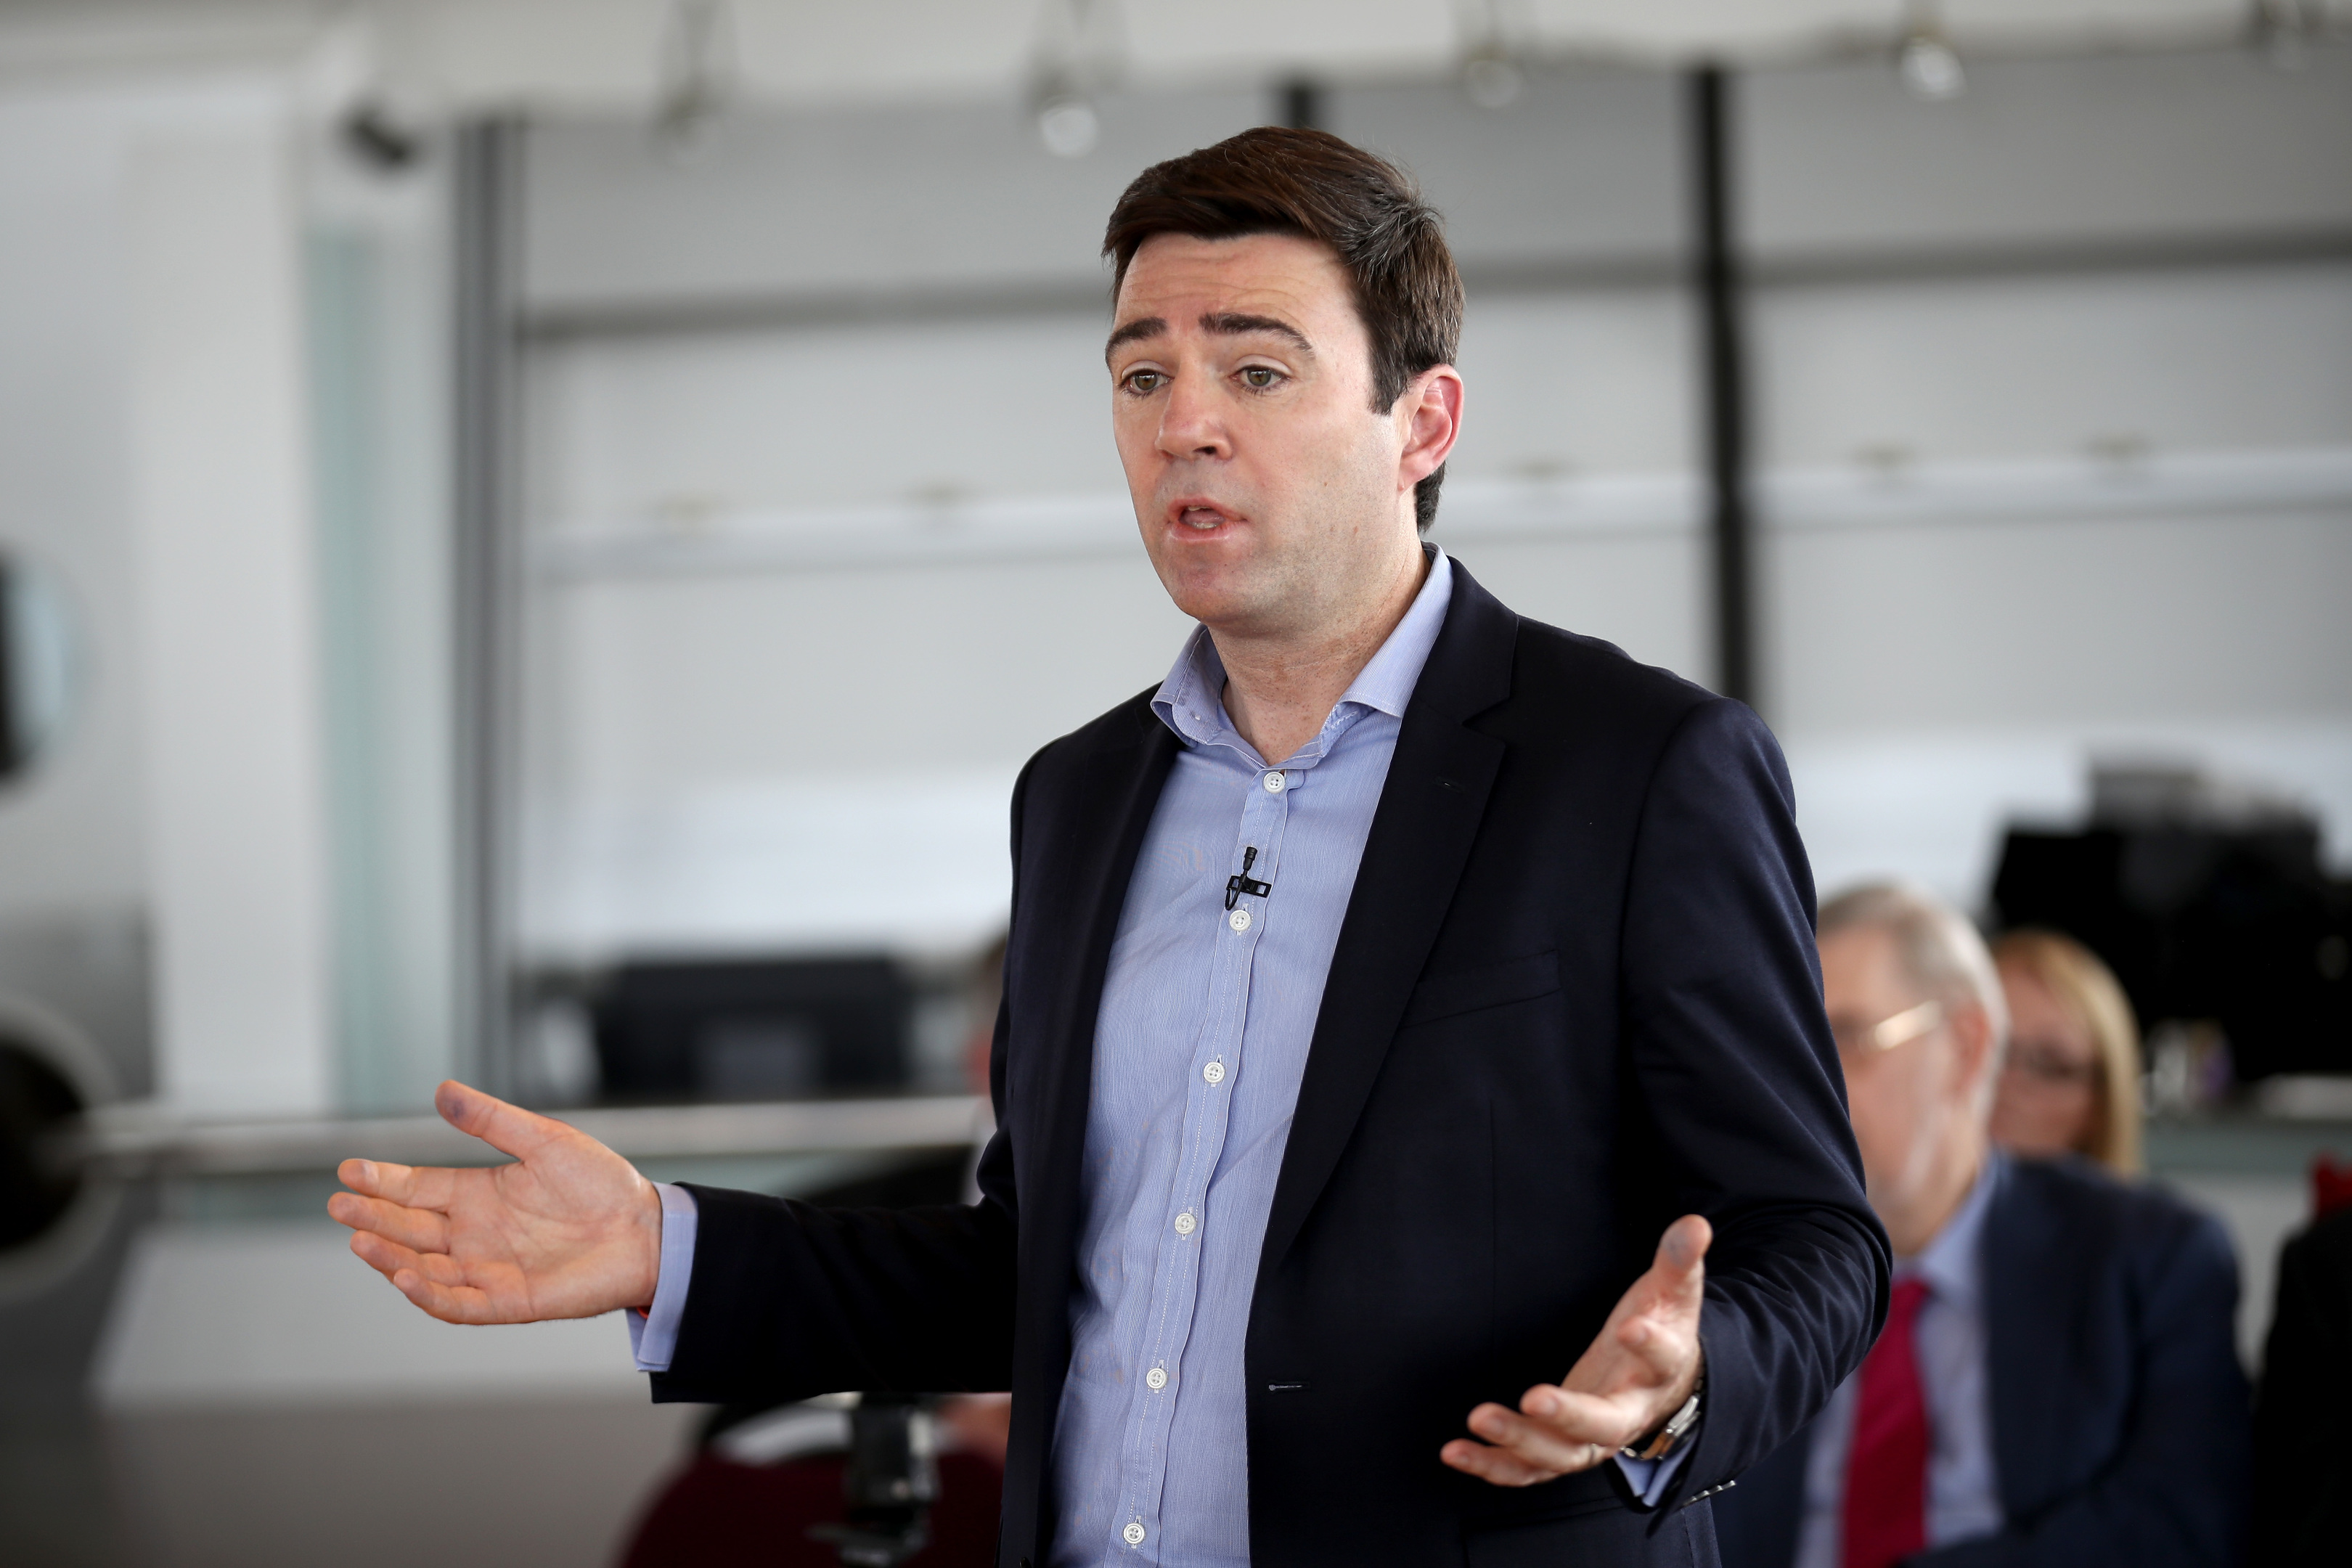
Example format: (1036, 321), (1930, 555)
(1615, 1315), (1697, 1384)
(434, 1079), (568, 1162)
(348, 1228), (427, 1283)
(1651, 1213), (1712, 1302)
(326, 1192), (452, 1254)
(1520, 1384), (1646, 1448)
(354, 1228), (500, 1312)
(1440, 1438), (1557, 1487)
(388, 1267), (503, 1326)
(337, 1158), (457, 1211)
(1467, 1400), (1614, 1476)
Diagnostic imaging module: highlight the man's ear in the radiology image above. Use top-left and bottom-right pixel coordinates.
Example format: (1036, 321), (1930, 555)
(1396, 364), (1463, 491)
(1951, 1002), (2000, 1107)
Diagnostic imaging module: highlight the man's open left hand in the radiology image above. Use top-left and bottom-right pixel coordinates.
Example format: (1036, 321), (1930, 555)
(1441, 1213), (1710, 1487)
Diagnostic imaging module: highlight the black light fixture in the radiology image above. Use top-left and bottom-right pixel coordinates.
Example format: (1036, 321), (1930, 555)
(340, 99), (422, 171)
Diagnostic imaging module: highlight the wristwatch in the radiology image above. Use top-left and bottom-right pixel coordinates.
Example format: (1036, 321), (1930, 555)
(1620, 1368), (1703, 1463)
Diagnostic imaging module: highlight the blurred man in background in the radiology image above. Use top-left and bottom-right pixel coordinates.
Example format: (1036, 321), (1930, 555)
(1715, 883), (2248, 1568)
(2248, 1162), (2352, 1567)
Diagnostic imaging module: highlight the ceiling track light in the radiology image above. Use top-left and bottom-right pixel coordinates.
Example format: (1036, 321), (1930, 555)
(340, 98), (423, 173)
(1895, 1), (1965, 102)
(1028, 0), (1124, 158)
(654, 0), (736, 161)
(2247, 0), (2327, 69)
(1455, 0), (1530, 110)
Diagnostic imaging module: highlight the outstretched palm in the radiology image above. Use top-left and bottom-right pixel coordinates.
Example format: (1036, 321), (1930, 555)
(1442, 1214), (1711, 1486)
(328, 1082), (663, 1325)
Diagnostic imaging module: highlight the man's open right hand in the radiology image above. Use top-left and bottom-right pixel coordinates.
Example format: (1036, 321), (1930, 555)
(327, 1081), (663, 1325)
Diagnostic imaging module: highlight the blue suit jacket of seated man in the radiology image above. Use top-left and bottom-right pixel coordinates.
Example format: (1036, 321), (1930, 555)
(1713, 1154), (2250, 1568)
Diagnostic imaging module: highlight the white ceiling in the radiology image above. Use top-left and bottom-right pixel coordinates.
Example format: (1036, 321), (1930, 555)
(0, 0), (2325, 112)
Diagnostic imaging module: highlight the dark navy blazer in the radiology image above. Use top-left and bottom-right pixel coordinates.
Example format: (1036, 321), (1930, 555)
(1714, 1156), (2250, 1568)
(649, 560), (1891, 1567)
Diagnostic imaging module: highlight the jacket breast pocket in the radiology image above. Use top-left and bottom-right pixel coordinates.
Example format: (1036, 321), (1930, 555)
(1400, 950), (1560, 1029)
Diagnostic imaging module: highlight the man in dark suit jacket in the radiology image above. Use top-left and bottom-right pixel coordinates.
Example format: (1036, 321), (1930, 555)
(1715, 886), (2248, 1568)
(330, 128), (1887, 1567)
(2250, 1200), (2352, 1564)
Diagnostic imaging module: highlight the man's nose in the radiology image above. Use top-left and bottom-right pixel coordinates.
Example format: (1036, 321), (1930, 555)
(1156, 374), (1231, 462)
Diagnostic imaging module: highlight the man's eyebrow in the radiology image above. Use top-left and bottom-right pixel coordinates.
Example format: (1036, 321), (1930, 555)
(1104, 311), (1318, 364)
(1201, 312), (1314, 356)
(1106, 317), (1167, 362)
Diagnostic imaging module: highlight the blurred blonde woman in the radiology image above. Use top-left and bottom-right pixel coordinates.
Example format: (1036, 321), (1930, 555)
(1988, 928), (2144, 1175)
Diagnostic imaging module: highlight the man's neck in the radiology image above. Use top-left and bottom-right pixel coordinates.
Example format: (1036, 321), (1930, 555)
(1213, 539), (1429, 765)
(1882, 1130), (1988, 1259)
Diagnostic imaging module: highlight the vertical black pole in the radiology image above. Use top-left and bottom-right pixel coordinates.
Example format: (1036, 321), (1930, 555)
(0, 561), (19, 778)
(1279, 77), (1324, 133)
(1689, 66), (1756, 709)
(452, 118), (525, 1101)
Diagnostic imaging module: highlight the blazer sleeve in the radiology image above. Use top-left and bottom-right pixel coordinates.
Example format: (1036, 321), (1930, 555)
(1617, 695), (1892, 1507)
(1908, 1209), (2250, 1568)
(645, 761), (1038, 1405)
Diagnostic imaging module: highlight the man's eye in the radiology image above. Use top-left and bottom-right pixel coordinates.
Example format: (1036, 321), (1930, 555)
(1240, 367), (1281, 389)
(1123, 370), (1165, 394)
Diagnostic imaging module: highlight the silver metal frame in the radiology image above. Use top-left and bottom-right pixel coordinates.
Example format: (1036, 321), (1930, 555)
(452, 118), (528, 1100)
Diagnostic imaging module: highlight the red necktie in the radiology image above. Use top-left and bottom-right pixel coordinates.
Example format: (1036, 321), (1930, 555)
(1842, 1276), (1932, 1568)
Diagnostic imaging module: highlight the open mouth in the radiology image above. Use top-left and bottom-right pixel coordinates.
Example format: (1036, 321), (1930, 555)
(1167, 499), (1241, 532)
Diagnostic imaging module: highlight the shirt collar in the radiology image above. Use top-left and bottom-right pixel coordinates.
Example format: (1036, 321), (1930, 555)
(1901, 1146), (2004, 1311)
(1151, 547), (1454, 751)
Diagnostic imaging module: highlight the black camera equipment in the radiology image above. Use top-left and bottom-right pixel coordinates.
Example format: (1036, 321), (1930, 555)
(1992, 766), (2352, 1081)
(809, 1392), (941, 1567)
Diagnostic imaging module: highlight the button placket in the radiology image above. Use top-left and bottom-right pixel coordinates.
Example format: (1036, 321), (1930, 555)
(1111, 756), (1297, 1564)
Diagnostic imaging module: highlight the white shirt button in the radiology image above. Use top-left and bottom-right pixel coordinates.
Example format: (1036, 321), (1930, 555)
(1123, 1521), (1147, 1548)
(1202, 1060), (1226, 1085)
(1228, 907), (1251, 933)
(1264, 770), (1286, 792)
(1146, 1366), (1168, 1390)
(1173, 1211), (1197, 1236)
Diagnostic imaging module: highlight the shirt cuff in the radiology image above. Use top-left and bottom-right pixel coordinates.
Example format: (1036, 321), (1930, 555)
(626, 1183), (698, 1373)
(1613, 1438), (1695, 1509)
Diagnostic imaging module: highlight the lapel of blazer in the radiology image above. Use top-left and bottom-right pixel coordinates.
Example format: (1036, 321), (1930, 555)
(1024, 698), (1182, 1293)
(1255, 561), (1518, 1279)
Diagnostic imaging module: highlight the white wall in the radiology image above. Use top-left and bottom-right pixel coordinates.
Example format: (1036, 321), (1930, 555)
(1749, 248), (2352, 902)
(0, 88), (153, 922)
(0, 68), (355, 1116)
(513, 49), (2352, 960)
(125, 81), (337, 1116)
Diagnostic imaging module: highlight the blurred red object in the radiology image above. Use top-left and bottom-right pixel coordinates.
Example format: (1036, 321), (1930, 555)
(2312, 1155), (2352, 1220)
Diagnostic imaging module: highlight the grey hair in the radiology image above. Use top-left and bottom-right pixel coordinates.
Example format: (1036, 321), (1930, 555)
(1819, 881), (2011, 1061)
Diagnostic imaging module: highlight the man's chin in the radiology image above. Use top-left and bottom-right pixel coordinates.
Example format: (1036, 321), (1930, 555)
(1149, 547), (1265, 624)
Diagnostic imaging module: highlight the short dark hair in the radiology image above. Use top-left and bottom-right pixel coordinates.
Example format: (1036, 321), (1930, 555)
(1103, 126), (1463, 533)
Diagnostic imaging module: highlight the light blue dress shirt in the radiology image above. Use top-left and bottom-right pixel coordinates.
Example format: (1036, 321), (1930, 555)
(632, 549), (1683, 1564)
(1794, 1152), (2007, 1568)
